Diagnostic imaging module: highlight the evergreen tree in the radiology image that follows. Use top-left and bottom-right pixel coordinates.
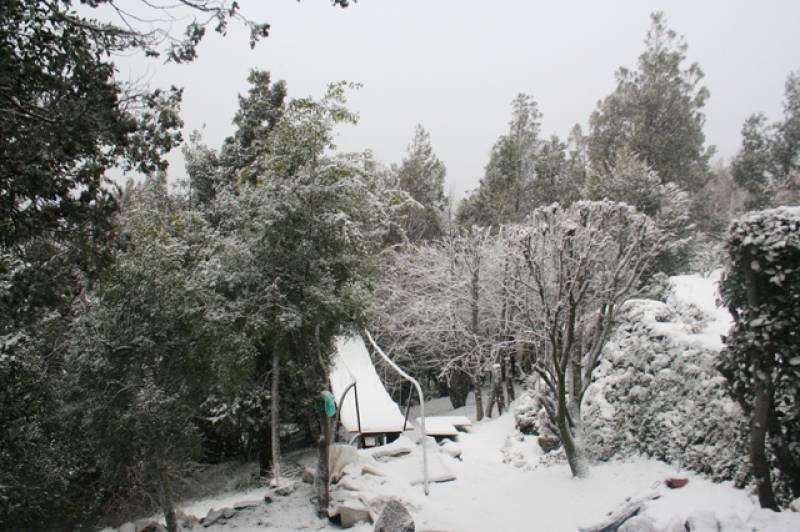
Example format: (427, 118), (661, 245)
(218, 70), (288, 185)
(183, 130), (222, 207)
(731, 114), (774, 209)
(65, 180), (254, 532)
(585, 148), (693, 272)
(588, 12), (713, 195)
(457, 94), (542, 226)
(396, 125), (448, 242)
(731, 69), (800, 208)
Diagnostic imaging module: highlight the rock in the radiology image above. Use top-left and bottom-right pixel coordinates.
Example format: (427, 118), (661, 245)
(222, 507), (235, 519)
(119, 523), (136, 532)
(791, 497), (800, 512)
(338, 500), (371, 528)
(374, 499), (415, 532)
(663, 517), (686, 532)
(537, 434), (561, 453)
(716, 512), (747, 531)
(181, 515), (200, 530)
(274, 481), (296, 496)
(330, 443), (361, 482)
(618, 515), (658, 532)
(302, 466), (316, 484)
(136, 522), (166, 532)
(686, 510), (719, 532)
(201, 508), (224, 527)
(233, 499), (261, 510)
(264, 494), (274, 504)
(439, 440), (462, 459)
(361, 462), (386, 477)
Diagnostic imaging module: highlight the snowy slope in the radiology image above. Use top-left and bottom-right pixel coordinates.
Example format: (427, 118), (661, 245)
(161, 409), (800, 532)
(133, 274), (800, 532)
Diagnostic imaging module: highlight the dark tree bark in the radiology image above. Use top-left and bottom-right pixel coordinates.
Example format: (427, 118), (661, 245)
(158, 466), (178, 532)
(270, 351), (281, 483)
(745, 265), (779, 510)
(474, 379), (484, 421)
(315, 411), (332, 518)
(448, 369), (471, 408)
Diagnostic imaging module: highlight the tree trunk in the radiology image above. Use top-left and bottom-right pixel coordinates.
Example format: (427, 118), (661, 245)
(751, 376), (778, 510)
(315, 412), (331, 518)
(270, 351), (281, 483)
(487, 363), (504, 417)
(448, 369), (470, 409)
(474, 379), (484, 421)
(556, 378), (589, 478)
(504, 353), (516, 403)
(745, 265), (779, 510)
(157, 467), (178, 532)
(258, 423), (273, 477)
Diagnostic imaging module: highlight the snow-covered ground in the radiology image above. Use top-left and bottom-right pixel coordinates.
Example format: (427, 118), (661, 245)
(165, 406), (799, 531)
(146, 272), (799, 531)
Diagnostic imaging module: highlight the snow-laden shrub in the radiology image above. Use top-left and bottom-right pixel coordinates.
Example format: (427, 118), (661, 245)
(582, 280), (749, 486)
(718, 206), (800, 507)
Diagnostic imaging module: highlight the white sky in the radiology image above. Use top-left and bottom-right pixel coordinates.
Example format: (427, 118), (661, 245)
(113, 0), (800, 199)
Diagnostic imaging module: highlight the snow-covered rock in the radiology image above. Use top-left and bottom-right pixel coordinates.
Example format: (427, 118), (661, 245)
(685, 509), (718, 531)
(618, 514), (658, 532)
(374, 499), (414, 532)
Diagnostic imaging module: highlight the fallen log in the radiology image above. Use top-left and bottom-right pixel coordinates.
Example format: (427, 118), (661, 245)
(578, 491), (661, 532)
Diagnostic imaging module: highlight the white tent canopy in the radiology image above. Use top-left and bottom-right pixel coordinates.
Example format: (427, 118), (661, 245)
(330, 336), (408, 434)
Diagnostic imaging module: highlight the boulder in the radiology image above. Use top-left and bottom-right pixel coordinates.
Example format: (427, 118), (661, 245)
(201, 508), (225, 527)
(374, 499), (414, 532)
(618, 515), (658, 532)
(274, 481), (296, 496)
(136, 522), (166, 532)
(181, 514), (200, 530)
(537, 434), (561, 453)
(791, 497), (800, 512)
(233, 499), (261, 510)
(338, 500), (371, 528)
(685, 510), (719, 532)
(222, 507), (236, 519)
(330, 444), (360, 482)
(716, 513), (747, 531)
(302, 466), (316, 484)
(663, 517), (686, 532)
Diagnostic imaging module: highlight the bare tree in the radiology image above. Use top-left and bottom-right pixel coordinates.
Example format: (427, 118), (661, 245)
(371, 228), (506, 419)
(505, 201), (665, 477)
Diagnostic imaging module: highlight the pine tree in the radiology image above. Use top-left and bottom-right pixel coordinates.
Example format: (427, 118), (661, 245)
(588, 12), (713, 195)
(457, 94), (542, 226)
(396, 125), (448, 242)
(219, 70), (288, 185)
(731, 69), (800, 209)
(731, 114), (773, 209)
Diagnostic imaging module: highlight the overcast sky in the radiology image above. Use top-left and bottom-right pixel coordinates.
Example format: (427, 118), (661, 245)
(114, 0), (800, 199)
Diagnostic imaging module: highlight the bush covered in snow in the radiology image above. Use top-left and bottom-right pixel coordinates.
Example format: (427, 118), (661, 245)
(580, 275), (750, 485)
(718, 206), (800, 508)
